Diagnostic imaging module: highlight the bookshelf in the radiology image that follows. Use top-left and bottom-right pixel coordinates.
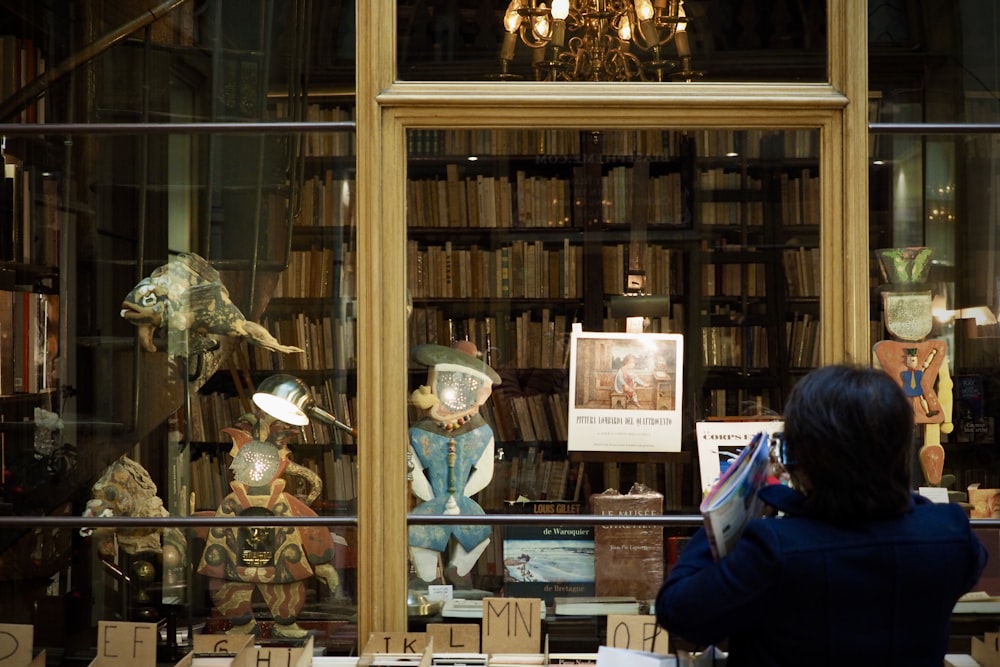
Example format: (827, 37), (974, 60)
(403, 128), (821, 531)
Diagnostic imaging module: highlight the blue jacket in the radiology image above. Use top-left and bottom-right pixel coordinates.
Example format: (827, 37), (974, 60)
(656, 485), (987, 667)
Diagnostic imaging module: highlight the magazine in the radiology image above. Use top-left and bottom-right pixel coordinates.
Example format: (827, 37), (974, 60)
(699, 431), (771, 560)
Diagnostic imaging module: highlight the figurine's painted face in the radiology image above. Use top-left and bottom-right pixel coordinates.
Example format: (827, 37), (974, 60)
(230, 441), (280, 486)
(433, 371), (484, 413)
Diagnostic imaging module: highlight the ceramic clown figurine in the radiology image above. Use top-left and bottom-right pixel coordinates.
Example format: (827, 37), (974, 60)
(408, 340), (502, 583)
(197, 413), (339, 638)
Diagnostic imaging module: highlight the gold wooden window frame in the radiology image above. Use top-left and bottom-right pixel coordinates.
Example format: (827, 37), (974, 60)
(354, 0), (868, 637)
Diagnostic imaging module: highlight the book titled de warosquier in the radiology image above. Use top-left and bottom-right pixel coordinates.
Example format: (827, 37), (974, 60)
(699, 431), (771, 560)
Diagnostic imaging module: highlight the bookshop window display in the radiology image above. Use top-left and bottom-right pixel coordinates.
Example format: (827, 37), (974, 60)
(403, 125), (821, 616)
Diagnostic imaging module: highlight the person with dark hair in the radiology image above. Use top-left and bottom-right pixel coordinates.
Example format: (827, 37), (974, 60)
(656, 364), (986, 666)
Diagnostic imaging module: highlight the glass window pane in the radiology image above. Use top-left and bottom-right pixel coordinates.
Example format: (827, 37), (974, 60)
(397, 1), (828, 83)
(0, 0), (358, 657)
(869, 4), (1000, 506)
(405, 127), (819, 631)
(871, 3), (1000, 125)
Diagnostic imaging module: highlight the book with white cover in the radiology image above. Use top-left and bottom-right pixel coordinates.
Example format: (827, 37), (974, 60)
(595, 646), (676, 667)
(554, 596), (640, 616)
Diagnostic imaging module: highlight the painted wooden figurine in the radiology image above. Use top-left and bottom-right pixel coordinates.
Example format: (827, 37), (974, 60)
(873, 247), (953, 487)
(197, 413), (338, 638)
(408, 341), (502, 583)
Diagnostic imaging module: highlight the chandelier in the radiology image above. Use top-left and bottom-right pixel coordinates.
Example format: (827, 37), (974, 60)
(499, 0), (702, 82)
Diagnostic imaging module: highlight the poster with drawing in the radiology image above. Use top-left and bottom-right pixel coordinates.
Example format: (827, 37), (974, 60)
(567, 328), (683, 452)
(695, 420), (784, 496)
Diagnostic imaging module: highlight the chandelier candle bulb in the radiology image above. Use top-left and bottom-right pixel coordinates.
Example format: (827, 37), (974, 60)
(674, 3), (690, 56)
(502, 1), (523, 61)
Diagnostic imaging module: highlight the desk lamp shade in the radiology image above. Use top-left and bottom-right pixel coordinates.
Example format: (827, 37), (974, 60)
(253, 374), (357, 436)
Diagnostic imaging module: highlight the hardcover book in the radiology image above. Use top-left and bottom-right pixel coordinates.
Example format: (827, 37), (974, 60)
(502, 520), (595, 605)
(590, 484), (664, 602)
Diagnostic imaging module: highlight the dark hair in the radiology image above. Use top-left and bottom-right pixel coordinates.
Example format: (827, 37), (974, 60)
(782, 364), (915, 522)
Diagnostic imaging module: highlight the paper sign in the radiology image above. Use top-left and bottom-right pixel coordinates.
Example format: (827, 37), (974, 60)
(0, 624), (32, 667)
(248, 636), (313, 667)
(605, 615), (669, 655)
(192, 633), (253, 654)
(972, 632), (1000, 667)
(427, 624), (480, 654)
(481, 597), (541, 655)
(93, 621), (158, 667)
(427, 585), (454, 601)
(918, 486), (950, 503)
(363, 632), (428, 655)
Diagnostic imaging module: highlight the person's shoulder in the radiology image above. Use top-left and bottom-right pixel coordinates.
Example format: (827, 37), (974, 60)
(907, 496), (974, 531)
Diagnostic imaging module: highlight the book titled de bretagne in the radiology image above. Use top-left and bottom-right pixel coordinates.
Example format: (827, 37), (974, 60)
(699, 431), (771, 560)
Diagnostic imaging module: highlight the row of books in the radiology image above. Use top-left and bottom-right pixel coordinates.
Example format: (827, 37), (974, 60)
(190, 449), (357, 512)
(705, 388), (775, 419)
(696, 167), (764, 190)
(599, 168), (684, 226)
(782, 246), (821, 298)
(0, 155), (61, 266)
(703, 261), (768, 298)
(0, 36), (45, 124)
(601, 315), (685, 339)
(406, 171), (570, 229)
(482, 390), (571, 445)
(786, 311), (821, 368)
(408, 167), (748, 230)
(295, 171), (356, 227)
(407, 129), (585, 158)
(599, 245), (682, 298)
(473, 455), (578, 513)
(778, 168), (821, 225)
(271, 102), (356, 157)
(408, 239), (687, 302)
(701, 325), (771, 368)
(273, 246), (355, 299)
(250, 313), (357, 371)
(407, 239), (583, 300)
(409, 308), (574, 370)
(0, 291), (57, 395)
(293, 450), (358, 504)
(697, 199), (766, 226)
(407, 127), (817, 161)
(188, 384), (356, 447)
(692, 128), (818, 160)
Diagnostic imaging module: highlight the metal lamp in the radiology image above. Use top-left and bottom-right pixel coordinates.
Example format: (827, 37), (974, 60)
(252, 374), (358, 437)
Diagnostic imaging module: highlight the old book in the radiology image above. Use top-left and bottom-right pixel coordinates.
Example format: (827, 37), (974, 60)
(502, 520), (594, 605)
(590, 484), (664, 602)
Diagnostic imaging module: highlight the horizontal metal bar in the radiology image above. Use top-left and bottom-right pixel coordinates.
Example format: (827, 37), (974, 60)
(0, 513), (699, 530)
(3, 513), (995, 530)
(0, 122), (355, 136)
(0, 515), (358, 528)
(870, 123), (1000, 134)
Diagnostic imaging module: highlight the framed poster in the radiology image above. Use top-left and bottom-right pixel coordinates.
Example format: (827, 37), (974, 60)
(567, 328), (683, 452)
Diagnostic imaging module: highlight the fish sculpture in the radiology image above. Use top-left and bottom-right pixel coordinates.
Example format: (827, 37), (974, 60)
(120, 251), (302, 354)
